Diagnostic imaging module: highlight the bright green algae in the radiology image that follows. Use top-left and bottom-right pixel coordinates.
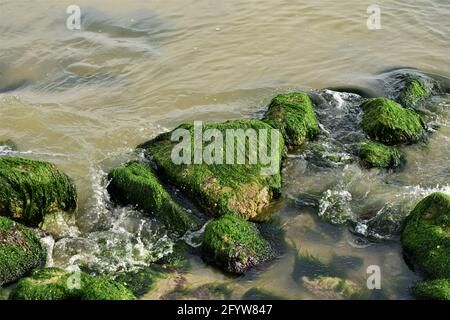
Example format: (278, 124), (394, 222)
(360, 98), (425, 145)
(138, 119), (284, 221)
(9, 267), (135, 300)
(202, 213), (273, 274)
(412, 279), (450, 300)
(0, 216), (45, 285)
(0, 156), (77, 227)
(357, 141), (405, 169)
(263, 93), (320, 147)
(107, 161), (197, 235)
(401, 192), (450, 279)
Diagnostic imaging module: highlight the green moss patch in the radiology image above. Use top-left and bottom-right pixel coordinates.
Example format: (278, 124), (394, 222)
(263, 93), (320, 147)
(0, 216), (45, 285)
(412, 279), (450, 300)
(360, 98), (425, 145)
(398, 74), (439, 109)
(107, 162), (197, 235)
(0, 156), (77, 227)
(357, 141), (405, 169)
(401, 192), (450, 279)
(202, 214), (274, 274)
(138, 119), (284, 221)
(9, 267), (135, 300)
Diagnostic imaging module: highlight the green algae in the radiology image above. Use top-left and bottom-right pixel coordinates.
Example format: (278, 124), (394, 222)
(0, 156), (77, 227)
(412, 279), (450, 300)
(357, 141), (405, 169)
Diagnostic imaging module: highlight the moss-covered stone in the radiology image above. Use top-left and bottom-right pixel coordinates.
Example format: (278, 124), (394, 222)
(107, 161), (197, 235)
(357, 141), (405, 169)
(9, 267), (135, 300)
(202, 214), (274, 274)
(398, 74), (438, 109)
(163, 282), (233, 300)
(401, 192), (450, 279)
(0, 216), (46, 285)
(263, 93), (320, 147)
(360, 98), (425, 145)
(412, 279), (450, 300)
(242, 288), (285, 300)
(138, 120), (284, 221)
(0, 157), (77, 227)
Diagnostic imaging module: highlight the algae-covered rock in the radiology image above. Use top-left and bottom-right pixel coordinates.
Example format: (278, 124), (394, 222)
(138, 119), (284, 221)
(0, 157), (77, 227)
(202, 214), (274, 274)
(9, 267), (135, 300)
(0, 216), (46, 285)
(357, 141), (405, 169)
(163, 283), (233, 300)
(401, 192), (450, 279)
(360, 98), (425, 145)
(412, 279), (450, 300)
(242, 288), (285, 300)
(301, 276), (362, 300)
(398, 74), (440, 109)
(107, 161), (197, 235)
(263, 93), (320, 147)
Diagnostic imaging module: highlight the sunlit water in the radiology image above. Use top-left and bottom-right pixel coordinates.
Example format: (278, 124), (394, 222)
(0, 0), (449, 300)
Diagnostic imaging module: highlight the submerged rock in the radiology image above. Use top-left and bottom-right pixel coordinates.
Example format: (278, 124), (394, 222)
(401, 192), (450, 279)
(202, 214), (274, 274)
(163, 282), (233, 300)
(357, 141), (405, 169)
(0, 140), (18, 152)
(398, 74), (438, 109)
(138, 119), (284, 221)
(0, 157), (77, 227)
(412, 279), (450, 300)
(242, 288), (286, 300)
(107, 162), (197, 235)
(360, 98), (425, 145)
(301, 276), (362, 300)
(0, 216), (46, 285)
(263, 93), (320, 147)
(9, 267), (135, 300)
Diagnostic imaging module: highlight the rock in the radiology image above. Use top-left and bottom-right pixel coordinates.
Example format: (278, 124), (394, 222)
(360, 98), (425, 145)
(163, 282), (232, 300)
(301, 276), (362, 300)
(412, 279), (450, 300)
(0, 140), (18, 152)
(397, 74), (441, 109)
(0, 156), (77, 227)
(138, 119), (284, 221)
(9, 267), (135, 300)
(401, 192), (450, 279)
(107, 161), (197, 235)
(242, 288), (285, 300)
(0, 216), (46, 285)
(263, 93), (320, 147)
(357, 141), (405, 169)
(202, 214), (274, 274)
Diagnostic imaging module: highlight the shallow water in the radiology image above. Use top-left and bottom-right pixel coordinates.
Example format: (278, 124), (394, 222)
(0, 0), (449, 299)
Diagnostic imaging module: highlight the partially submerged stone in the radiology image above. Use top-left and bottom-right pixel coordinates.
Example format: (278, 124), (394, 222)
(0, 139), (18, 152)
(163, 282), (233, 300)
(360, 98), (425, 145)
(401, 192), (450, 279)
(138, 120), (284, 221)
(9, 267), (135, 300)
(0, 157), (77, 227)
(0, 216), (46, 285)
(301, 276), (362, 300)
(357, 141), (405, 169)
(107, 162), (197, 235)
(202, 214), (274, 274)
(412, 279), (450, 300)
(263, 93), (320, 147)
(398, 74), (440, 109)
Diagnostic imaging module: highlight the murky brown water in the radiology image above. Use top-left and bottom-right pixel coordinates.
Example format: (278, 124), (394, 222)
(0, 0), (449, 300)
